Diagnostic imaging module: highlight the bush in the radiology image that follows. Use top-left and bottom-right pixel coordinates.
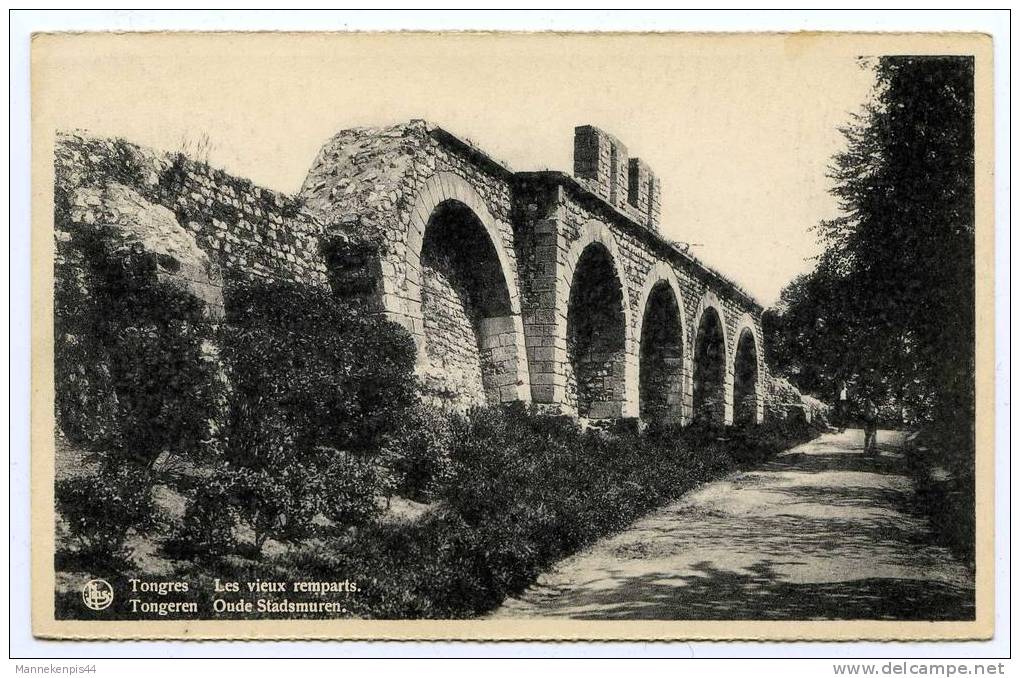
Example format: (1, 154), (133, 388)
(262, 405), (816, 620)
(57, 232), (223, 470)
(424, 406), (738, 613)
(221, 446), (384, 555)
(215, 280), (417, 554)
(222, 280), (417, 458)
(906, 428), (975, 566)
(385, 404), (461, 502)
(227, 457), (325, 552)
(320, 451), (384, 528)
(54, 225), (225, 567)
(55, 463), (156, 563)
(62, 396), (822, 620)
(163, 475), (238, 560)
(725, 416), (822, 467)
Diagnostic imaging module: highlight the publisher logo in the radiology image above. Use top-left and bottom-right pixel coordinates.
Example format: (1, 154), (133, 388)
(82, 579), (113, 611)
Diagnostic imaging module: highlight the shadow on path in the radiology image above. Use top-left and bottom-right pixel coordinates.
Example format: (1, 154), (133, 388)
(535, 561), (973, 621)
(493, 429), (974, 621)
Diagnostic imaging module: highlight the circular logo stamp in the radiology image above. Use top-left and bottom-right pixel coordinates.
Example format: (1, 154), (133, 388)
(82, 578), (114, 611)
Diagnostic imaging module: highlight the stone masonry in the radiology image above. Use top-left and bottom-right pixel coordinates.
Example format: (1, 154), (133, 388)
(56, 120), (766, 425)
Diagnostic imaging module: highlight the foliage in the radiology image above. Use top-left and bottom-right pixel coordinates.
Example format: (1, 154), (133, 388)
(905, 430), (975, 565)
(216, 446), (384, 552)
(267, 406), (822, 619)
(225, 461), (325, 551)
(385, 403), (461, 501)
(57, 393), (822, 619)
(163, 476), (238, 560)
(765, 56), (975, 459)
(55, 463), (157, 563)
(54, 218), (224, 562)
(55, 234), (223, 471)
(222, 280), (417, 456)
(320, 452), (386, 527)
(220, 280), (416, 552)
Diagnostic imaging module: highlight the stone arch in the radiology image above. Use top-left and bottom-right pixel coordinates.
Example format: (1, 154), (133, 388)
(692, 291), (730, 425)
(399, 172), (530, 407)
(732, 313), (764, 425)
(560, 221), (636, 419)
(634, 263), (689, 424)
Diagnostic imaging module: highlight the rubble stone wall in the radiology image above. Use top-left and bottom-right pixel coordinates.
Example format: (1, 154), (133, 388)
(541, 181), (764, 424)
(56, 131), (330, 296)
(56, 120), (767, 423)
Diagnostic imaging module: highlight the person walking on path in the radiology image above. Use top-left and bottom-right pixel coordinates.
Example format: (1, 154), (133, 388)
(837, 381), (849, 432)
(862, 397), (879, 455)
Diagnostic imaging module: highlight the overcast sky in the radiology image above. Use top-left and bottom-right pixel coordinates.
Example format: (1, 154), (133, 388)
(35, 32), (877, 306)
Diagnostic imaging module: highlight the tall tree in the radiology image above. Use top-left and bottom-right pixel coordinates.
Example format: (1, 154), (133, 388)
(770, 56), (975, 455)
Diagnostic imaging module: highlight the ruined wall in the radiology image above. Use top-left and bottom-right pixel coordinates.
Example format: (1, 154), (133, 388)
(300, 122), (530, 409)
(417, 203), (516, 410)
(508, 179), (565, 411)
(53, 132), (337, 448)
(296, 121), (766, 424)
(558, 124), (765, 423)
(574, 125), (661, 232)
(300, 122), (519, 309)
(419, 262), (487, 408)
(56, 119), (767, 426)
(506, 174), (760, 424)
(56, 132), (330, 292)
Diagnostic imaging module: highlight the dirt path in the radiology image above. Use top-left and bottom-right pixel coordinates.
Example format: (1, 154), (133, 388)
(493, 429), (974, 621)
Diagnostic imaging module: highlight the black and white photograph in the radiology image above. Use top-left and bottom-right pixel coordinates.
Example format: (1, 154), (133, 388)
(24, 25), (996, 644)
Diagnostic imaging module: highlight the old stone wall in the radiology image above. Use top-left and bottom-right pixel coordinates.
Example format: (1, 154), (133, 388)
(419, 261), (488, 408)
(639, 282), (685, 423)
(300, 122), (530, 410)
(545, 176), (764, 424)
(53, 132), (335, 448)
(56, 132), (330, 294)
(56, 120), (768, 425)
(296, 120), (766, 423)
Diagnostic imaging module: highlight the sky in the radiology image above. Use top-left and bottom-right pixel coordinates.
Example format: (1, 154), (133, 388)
(33, 32), (878, 306)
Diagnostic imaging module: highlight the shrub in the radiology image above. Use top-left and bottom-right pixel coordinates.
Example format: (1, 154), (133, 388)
(320, 451), (384, 528)
(223, 447), (386, 555)
(163, 475), (238, 560)
(57, 231), (222, 471)
(225, 448), (334, 553)
(102, 317), (222, 469)
(906, 428), (975, 565)
(70, 397), (822, 620)
(222, 280), (417, 458)
(275, 404), (811, 620)
(218, 280), (417, 553)
(427, 405), (744, 614)
(53, 234), (226, 568)
(55, 463), (156, 563)
(385, 404), (461, 502)
(54, 217), (226, 562)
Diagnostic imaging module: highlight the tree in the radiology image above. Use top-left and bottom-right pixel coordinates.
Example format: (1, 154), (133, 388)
(768, 56), (975, 458)
(219, 281), (418, 553)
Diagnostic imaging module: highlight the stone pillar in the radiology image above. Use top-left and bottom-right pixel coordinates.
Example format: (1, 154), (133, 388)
(628, 158), (651, 215)
(723, 383), (735, 424)
(573, 125), (629, 211)
(520, 187), (569, 409)
(648, 174), (662, 233)
(622, 350), (640, 418)
(479, 315), (530, 403)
